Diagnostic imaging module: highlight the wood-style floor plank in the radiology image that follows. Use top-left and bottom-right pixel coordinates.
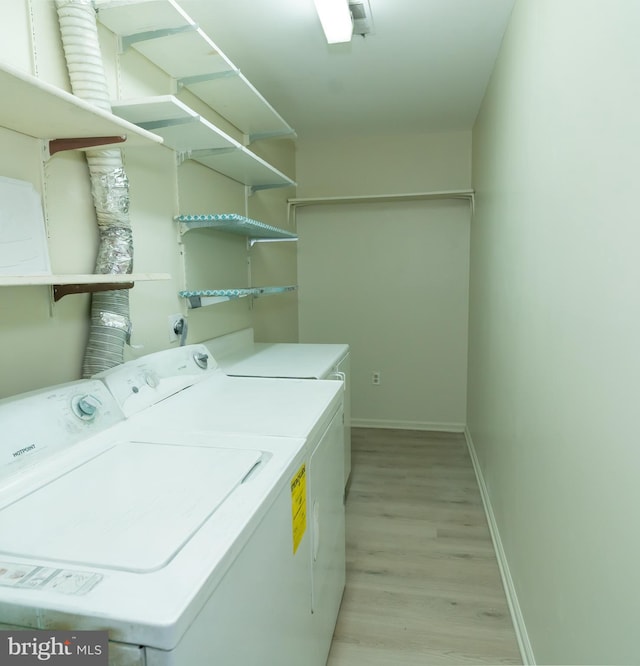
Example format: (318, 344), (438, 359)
(327, 428), (521, 665)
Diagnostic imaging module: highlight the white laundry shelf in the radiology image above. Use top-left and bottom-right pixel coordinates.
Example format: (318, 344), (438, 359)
(176, 214), (297, 240)
(112, 97), (295, 190)
(0, 62), (162, 154)
(180, 286), (297, 308)
(95, 0), (295, 142)
(0, 273), (170, 301)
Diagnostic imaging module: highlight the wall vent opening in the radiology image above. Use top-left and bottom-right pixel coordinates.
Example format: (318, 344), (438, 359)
(349, 0), (374, 37)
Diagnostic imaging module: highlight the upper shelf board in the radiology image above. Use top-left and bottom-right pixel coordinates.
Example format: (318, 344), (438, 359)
(95, 0), (295, 141)
(0, 62), (162, 148)
(112, 96), (233, 152)
(183, 70), (295, 143)
(191, 147), (295, 190)
(0, 273), (169, 287)
(112, 96), (296, 189)
(0, 272), (170, 301)
(176, 214), (297, 240)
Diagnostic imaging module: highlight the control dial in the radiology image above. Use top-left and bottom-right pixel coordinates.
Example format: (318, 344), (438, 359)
(72, 394), (101, 422)
(193, 351), (209, 370)
(144, 371), (160, 388)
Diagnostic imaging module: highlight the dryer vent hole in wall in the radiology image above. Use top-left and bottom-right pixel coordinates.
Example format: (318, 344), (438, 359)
(168, 314), (186, 343)
(372, 371), (381, 385)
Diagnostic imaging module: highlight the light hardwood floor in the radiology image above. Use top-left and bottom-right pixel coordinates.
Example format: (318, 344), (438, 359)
(326, 428), (522, 666)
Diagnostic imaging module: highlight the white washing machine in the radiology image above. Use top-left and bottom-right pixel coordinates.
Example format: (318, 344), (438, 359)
(0, 357), (316, 665)
(97, 345), (346, 666)
(204, 328), (352, 487)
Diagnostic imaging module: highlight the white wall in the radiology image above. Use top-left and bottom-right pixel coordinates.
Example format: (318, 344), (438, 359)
(0, 1), (295, 399)
(297, 199), (470, 429)
(296, 132), (472, 428)
(296, 131), (471, 197)
(468, 1), (640, 663)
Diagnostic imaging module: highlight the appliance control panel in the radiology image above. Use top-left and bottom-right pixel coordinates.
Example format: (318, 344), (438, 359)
(0, 379), (123, 477)
(95, 344), (216, 417)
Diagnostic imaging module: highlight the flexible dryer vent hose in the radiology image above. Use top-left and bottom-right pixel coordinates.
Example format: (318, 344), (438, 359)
(55, 0), (133, 376)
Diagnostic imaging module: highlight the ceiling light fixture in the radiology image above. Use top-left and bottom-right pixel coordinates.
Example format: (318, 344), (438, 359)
(313, 0), (353, 44)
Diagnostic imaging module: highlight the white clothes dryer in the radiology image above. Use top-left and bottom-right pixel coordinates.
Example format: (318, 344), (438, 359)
(204, 328), (352, 487)
(96, 345), (346, 666)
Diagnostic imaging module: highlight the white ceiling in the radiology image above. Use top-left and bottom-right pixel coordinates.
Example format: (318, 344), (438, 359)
(176, 0), (515, 141)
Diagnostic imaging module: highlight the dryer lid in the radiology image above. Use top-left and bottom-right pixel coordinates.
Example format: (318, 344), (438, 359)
(0, 441), (261, 572)
(223, 343), (349, 379)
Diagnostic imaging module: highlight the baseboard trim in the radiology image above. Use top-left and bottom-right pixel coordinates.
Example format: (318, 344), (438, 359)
(351, 418), (465, 433)
(464, 427), (536, 666)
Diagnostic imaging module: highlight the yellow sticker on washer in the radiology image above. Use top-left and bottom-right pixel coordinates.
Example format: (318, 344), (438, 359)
(291, 463), (307, 554)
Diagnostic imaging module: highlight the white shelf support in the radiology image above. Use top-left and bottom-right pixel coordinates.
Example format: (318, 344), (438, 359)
(189, 147), (241, 159)
(135, 117), (196, 132)
(249, 128), (299, 143)
(249, 237), (298, 248)
(178, 69), (240, 87)
(120, 24), (199, 52)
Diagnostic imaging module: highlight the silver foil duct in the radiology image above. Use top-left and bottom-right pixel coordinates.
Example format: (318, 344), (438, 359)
(55, 0), (134, 376)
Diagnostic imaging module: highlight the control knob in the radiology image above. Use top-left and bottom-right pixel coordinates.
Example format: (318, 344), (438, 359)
(193, 351), (209, 369)
(72, 394), (101, 422)
(144, 371), (159, 388)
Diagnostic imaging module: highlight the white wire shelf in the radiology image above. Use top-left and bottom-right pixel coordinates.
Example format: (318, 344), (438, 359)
(179, 285), (297, 309)
(175, 213), (297, 240)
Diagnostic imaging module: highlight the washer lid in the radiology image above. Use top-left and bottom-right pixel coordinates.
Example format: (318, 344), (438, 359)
(0, 441), (262, 572)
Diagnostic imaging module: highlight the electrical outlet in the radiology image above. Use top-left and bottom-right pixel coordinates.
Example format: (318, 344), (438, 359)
(372, 371), (381, 385)
(168, 314), (184, 343)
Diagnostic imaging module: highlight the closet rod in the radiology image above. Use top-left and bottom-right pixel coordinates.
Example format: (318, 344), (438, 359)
(287, 189), (474, 227)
